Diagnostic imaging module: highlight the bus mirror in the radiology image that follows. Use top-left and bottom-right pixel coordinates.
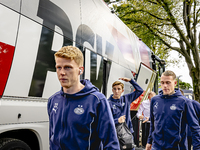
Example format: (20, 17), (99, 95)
(158, 60), (165, 77)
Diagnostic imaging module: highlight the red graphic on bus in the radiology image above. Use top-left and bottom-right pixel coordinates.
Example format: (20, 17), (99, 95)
(0, 42), (15, 98)
(130, 91), (145, 110)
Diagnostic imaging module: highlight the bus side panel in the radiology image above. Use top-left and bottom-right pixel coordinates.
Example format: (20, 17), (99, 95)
(0, 4), (19, 97)
(107, 62), (134, 97)
(81, 0), (149, 72)
(3, 15), (43, 97)
(0, 0), (21, 12)
(21, 0), (80, 42)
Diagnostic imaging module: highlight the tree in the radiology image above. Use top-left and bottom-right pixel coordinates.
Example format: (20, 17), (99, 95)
(111, 0), (200, 102)
(176, 80), (192, 90)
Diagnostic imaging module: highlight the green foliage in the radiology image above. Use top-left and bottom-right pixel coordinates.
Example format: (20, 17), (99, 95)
(111, 0), (176, 66)
(104, 0), (121, 5)
(109, 0), (200, 101)
(104, 0), (110, 3)
(175, 79), (192, 90)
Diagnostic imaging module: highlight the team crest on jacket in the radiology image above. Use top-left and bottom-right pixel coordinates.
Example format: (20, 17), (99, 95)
(170, 104), (177, 110)
(74, 105), (84, 115)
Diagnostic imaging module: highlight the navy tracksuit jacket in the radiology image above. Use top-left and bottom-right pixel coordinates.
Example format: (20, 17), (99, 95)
(48, 79), (120, 150)
(147, 89), (200, 150)
(108, 79), (143, 133)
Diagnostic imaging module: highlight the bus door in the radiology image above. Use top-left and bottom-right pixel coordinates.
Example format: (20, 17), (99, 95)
(84, 48), (111, 97)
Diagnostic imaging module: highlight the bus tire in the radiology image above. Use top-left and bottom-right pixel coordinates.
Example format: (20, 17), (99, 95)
(0, 138), (31, 150)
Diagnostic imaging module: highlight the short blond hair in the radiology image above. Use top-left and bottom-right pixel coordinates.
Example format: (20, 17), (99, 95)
(54, 46), (83, 66)
(162, 70), (176, 80)
(112, 81), (124, 89)
(148, 91), (156, 97)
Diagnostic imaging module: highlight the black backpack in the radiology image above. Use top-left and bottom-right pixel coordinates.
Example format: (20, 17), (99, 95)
(115, 122), (136, 150)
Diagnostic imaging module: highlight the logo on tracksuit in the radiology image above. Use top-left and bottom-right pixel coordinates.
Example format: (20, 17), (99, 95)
(113, 105), (117, 109)
(74, 105), (84, 115)
(154, 102), (158, 109)
(52, 103), (58, 113)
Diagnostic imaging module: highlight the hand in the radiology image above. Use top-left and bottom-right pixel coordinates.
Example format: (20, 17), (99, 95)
(119, 77), (131, 82)
(118, 115), (126, 123)
(132, 99), (139, 104)
(143, 117), (149, 123)
(146, 143), (152, 150)
(139, 115), (144, 120)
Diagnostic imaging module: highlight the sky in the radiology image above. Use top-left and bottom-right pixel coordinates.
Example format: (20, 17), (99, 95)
(165, 50), (193, 87)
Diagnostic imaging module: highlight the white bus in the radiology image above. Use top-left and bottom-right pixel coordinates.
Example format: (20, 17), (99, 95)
(0, 0), (164, 149)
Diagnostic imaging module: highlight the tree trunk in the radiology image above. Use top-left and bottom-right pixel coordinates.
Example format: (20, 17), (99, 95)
(191, 67), (200, 103)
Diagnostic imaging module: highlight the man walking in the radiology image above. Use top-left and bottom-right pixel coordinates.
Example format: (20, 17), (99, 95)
(146, 70), (200, 150)
(48, 46), (120, 150)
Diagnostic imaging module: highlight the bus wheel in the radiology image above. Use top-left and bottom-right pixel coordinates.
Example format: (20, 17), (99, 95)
(0, 138), (31, 150)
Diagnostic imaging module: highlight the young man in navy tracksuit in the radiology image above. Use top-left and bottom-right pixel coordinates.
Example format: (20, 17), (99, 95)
(108, 78), (143, 149)
(146, 70), (200, 150)
(48, 46), (120, 150)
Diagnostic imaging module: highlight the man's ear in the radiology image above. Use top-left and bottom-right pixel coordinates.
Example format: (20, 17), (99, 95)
(79, 67), (84, 75)
(174, 80), (177, 85)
